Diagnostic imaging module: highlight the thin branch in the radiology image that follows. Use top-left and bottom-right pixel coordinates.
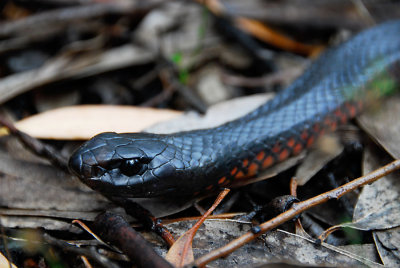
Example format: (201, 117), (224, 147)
(0, 45), (154, 105)
(93, 212), (174, 268)
(0, 116), (69, 172)
(177, 189), (230, 267)
(107, 196), (176, 246)
(43, 233), (120, 268)
(193, 159), (400, 267)
(0, 1), (161, 37)
(220, 66), (305, 88)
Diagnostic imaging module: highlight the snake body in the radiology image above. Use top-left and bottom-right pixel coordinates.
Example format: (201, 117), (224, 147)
(69, 20), (400, 198)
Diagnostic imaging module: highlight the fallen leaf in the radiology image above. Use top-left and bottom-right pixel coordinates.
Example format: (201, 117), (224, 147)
(14, 105), (182, 140)
(0, 252), (17, 268)
(0, 44), (154, 105)
(165, 231), (195, 267)
(235, 17), (324, 56)
(350, 146), (400, 230)
(199, 0), (324, 56)
(357, 94), (400, 159)
(0, 150), (107, 230)
(318, 144), (400, 254)
(339, 244), (380, 263)
(148, 93), (273, 133)
(10, 94), (274, 140)
(166, 189), (229, 267)
(373, 227), (400, 267)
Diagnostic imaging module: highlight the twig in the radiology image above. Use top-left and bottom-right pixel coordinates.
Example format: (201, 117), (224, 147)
(289, 177), (298, 197)
(132, 63), (167, 90)
(0, 116), (69, 172)
(200, 0), (323, 56)
(351, 0), (375, 26)
(317, 225), (343, 243)
(161, 212), (245, 225)
(93, 212), (174, 268)
(213, 15), (275, 67)
(169, 71), (208, 114)
(175, 189), (230, 267)
(140, 68), (176, 107)
(141, 85), (174, 107)
(107, 196), (176, 246)
(0, 1), (160, 37)
(43, 233), (120, 268)
(289, 177), (309, 236)
(151, 61), (208, 113)
(206, 0), (398, 30)
(0, 45), (154, 105)
(220, 66), (306, 88)
(193, 159), (400, 267)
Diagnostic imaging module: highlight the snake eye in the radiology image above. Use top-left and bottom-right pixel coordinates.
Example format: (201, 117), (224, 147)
(120, 159), (146, 176)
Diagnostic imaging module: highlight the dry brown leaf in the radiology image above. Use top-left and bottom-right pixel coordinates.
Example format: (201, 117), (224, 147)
(235, 17), (324, 56)
(166, 190), (229, 267)
(165, 231), (195, 267)
(14, 105), (182, 140)
(200, 0), (324, 56)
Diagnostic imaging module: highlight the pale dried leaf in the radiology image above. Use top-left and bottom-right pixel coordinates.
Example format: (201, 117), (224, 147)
(0, 252), (17, 268)
(148, 93), (273, 133)
(136, 2), (220, 62)
(14, 105), (182, 140)
(14, 94), (273, 140)
(339, 244), (380, 263)
(357, 94), (400, 159)
(195, 65), (235, 105)
(346, 146), (400, 230)
(373, 227), (400, 266)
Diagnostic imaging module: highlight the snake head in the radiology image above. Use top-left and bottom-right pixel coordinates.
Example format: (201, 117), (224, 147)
(69, 132), (187, 197)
